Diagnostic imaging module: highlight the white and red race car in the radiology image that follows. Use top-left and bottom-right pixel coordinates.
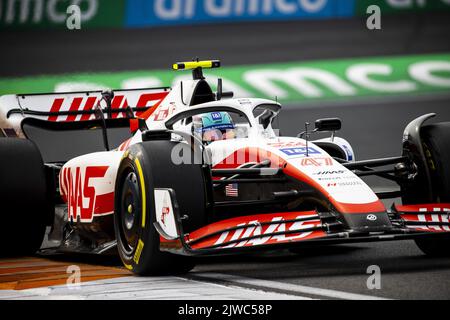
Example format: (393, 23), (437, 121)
(0, 60), (449, 275)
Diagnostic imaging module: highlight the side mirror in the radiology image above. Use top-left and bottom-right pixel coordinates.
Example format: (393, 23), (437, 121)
(315, 118), (341, 132)
(216, 78), (234, 100)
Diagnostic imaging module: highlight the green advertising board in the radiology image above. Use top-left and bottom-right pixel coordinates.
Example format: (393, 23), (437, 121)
(0, 54), (449, 105)
(0, 0), (125, 29)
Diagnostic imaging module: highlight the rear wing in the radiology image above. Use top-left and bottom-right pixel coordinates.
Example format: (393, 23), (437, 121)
(0, 87), (170, 138)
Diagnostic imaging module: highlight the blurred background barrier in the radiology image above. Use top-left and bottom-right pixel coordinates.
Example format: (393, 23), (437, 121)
(2, 0), (450, 30)
(355, 0), (450, 15)
(1, 54), (449, 105)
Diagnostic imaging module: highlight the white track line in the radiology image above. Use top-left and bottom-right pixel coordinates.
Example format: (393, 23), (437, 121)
(0, 276), (310, 300)
(191, 273), (390, 300)
(174, 276), (311, 300)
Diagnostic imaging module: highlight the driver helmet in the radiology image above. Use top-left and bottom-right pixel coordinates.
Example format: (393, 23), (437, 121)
(192, 112), (236, 142)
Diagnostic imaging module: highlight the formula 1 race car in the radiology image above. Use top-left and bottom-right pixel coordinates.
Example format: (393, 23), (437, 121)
(0, 60), (449, 275)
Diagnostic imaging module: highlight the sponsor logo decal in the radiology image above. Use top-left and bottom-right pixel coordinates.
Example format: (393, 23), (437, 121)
(212, 215), (322, 248)
(211, 112), (222, 121)
(267, 141), (306, 148)
(327, 181), (363, 187)
(125, 0), (354, 28)
(237, 99), (252, 105)
(317, 176), (340, 181)
(0, 0), (107, 28)
(61, 166), (113, 222)
(161, 206), (170, 226)
(161, 193), (171, 226)
(133, 239), (145, 264)
(152, 103), (176, 121)
(29, 91), (168, 122)
(314, 170), (346, 175)
(155, 189), (179, 239)
(280, 147), (320, 157)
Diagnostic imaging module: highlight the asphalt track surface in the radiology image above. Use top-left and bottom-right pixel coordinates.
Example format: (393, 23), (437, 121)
(1, 13), (450, 300)
(191, 240), (450, 300)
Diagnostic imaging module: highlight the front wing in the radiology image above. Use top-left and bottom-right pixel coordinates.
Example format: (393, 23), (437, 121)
(153, 189), (450, 256)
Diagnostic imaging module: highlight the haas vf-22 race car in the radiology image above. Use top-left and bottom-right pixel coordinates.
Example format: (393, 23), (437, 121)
(0, 60), (449, 275)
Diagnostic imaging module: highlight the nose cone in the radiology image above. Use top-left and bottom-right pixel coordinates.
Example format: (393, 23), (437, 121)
(340, 212), (393, 233)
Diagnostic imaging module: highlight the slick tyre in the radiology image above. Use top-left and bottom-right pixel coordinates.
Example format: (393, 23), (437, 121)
(415, 235), (450, 257)
(0, 138), (49, 256)
(114, 140), (208, 275)
(414, 122), (450, 256)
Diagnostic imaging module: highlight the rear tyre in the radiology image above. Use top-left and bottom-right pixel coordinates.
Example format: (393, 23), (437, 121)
(114, 140), (208, 275)
(413, 122), (450, 256)
(0, 138), (49, 256)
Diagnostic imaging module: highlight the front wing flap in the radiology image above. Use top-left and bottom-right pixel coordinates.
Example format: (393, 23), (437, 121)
(393, 203), (450, 232)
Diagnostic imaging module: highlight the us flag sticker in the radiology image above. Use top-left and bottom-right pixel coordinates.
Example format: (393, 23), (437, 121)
(225, 183), (238, 197)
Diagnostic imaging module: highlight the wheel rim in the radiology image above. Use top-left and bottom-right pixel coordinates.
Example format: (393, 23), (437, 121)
(118, 171), (142, 255)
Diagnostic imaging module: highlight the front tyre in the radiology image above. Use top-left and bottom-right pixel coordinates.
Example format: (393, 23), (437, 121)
(415, 235), (450, 257)
(114, 140), (208, 275)
(413, 122), (450, 256)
